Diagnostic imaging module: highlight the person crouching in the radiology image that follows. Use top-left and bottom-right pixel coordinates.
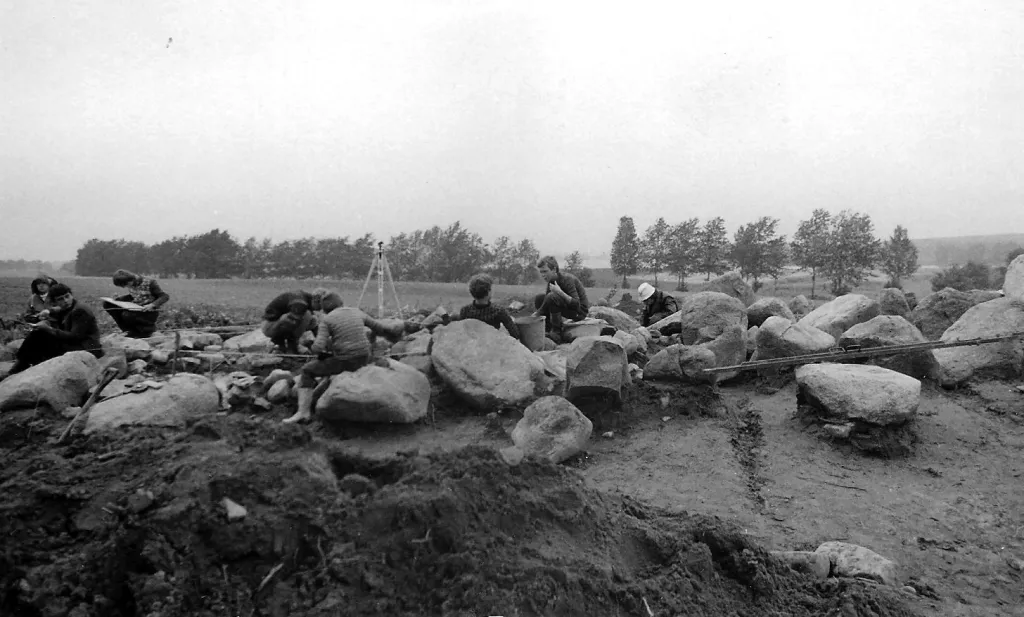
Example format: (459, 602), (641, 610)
(283, 292), (406, 424)
(104, 269), (170, 338)
(8, 284), (103, 375)
(261, 289), (325, 354)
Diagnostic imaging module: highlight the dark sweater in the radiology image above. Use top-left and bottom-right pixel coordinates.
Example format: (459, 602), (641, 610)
(50, 300), (103, 357)
(641, 290), (679, 327)
(264, 290), (314, 321)
(548, 272), (590, 320)
(453, 302), (520, 339)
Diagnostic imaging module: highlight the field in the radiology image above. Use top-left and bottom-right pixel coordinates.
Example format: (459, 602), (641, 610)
(1, 271), (1022, 616)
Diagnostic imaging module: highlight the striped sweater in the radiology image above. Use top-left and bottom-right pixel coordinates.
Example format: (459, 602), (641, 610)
(311, 307), (395, 361)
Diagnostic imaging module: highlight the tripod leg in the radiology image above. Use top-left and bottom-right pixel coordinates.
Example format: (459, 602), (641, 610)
(357, 253), (378, 310)
(382, 256), (403, 319)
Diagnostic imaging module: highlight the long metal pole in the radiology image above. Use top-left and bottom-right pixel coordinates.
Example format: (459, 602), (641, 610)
(377, 241), (385, 318)
(702, 333), (1024, 375)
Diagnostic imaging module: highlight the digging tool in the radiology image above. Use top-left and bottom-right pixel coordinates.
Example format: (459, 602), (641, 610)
(56, 366), (119, 445)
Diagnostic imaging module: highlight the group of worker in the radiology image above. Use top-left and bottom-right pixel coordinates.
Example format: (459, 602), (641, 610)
(4, 256), (681, 424)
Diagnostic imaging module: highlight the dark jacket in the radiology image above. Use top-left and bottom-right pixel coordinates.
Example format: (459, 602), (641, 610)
(50, 300), (104, 357)
(264, 290), (314, 322)
(641, 290), (679, 327)
(23, 276), (59, 323)
(549, 272), (590, 320)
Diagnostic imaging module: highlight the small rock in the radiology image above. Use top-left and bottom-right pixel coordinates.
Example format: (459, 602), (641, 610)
(128, 359), (148, 375)
(127, 490), (155, 513)
(822, 423), (853, 439)
(253, 397), (272, 410)
(661, 416), (671, 422)
(266, 380), (291, 403)
(508, 300), (525, 311)
(338, 473), (376, 497)
(1007, 556), (1024, 571)
(602, 431), (614, 438)
(499, 445), (525, 466)
(62, 405), (82, 419)
(149, 350), (170, 364)
(251, 355), (283, 368)
(204, 345), (223, 352)
(221, 497), (247, 521)
(901, 585), (917, 595)
(815, 541), (898, 586)
(142, 380), (163, 390)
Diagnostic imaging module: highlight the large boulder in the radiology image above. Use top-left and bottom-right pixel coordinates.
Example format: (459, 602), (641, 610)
(222, 329), (274, 353)
(652, 291), (747, 344)
(795, 363), (921, 426)
(1003, 254), (1024, 303)
(699, 325), (746, 382)
(746, 297), (794, 327)
(565, 336), (629, 401)
(316, 359), (430, 424)
(0, 351), (100, 413)
(933, 297), (1024, 387)
(101, 333), (152, 361)
(84, 374), (220, 434)
(511, 396), (593, 463)
(588, 306), (640, 332)
(431, 320), (546, 410)
(704, 271), (756, 307)
(642, 345), (716, 384)
(788, 295), (812, 319)
(798, 294), (880, 340)
(751, 316), (835, 361)
(969, 289), (1002, 305)
(838, 316), (937, 379)
(746, 326), (759, 355)
(815, 542), (898, 586)
(877, 288), (910, 317)
(612, 330), (640, 355)
(907, 288), (976, 340)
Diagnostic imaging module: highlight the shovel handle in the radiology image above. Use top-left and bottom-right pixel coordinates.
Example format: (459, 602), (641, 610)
(56, 366), (120, 444)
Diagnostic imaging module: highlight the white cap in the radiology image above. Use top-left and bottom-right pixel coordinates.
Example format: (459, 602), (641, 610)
(638, 282), (655, 301)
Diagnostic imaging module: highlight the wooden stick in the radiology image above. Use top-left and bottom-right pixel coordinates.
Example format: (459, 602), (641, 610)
(171, 331), (181, 376)
(56, 367), (119, 444)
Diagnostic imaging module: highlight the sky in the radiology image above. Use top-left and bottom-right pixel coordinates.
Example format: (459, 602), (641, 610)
(1, 0), (1023, 263)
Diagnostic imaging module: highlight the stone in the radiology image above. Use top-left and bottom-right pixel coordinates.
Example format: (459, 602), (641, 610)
(788, 295), (812, 319)
(907, 288), (977, 340)
(127, 490), (155, 513)
(878, 288), (910, 317)
(588, 306), (640, 332)
(204, 344), (223, 352)
(97, 350), (129, 379)
(508, 300), (525, 312)
(815, 542), (898, 586)
(511, 396), (593, 463)
(250, 355), (283, 368)
(221, 497), (247, 521)
(150, 350), (170, 364)
(704, 271), (756, 307)
(101, 333), (152, 361)
(642, 344), (717, 384)
(266, 380), (291, 403)
(699, 325), (746, 382)
(128, 359), (148, 375)
(253, 397), (272, 410)
(565, 336), (629, 401)
(148, 330), (224, 351)
(84, 374), (220, 434)
(746, 326), (759, 355)
(747, 297), (795, 327)
(431, 320), (546, 410)
(652, 292), (747, 344)
(822, 423), (853, 439)
(752, 316), (835, 362)
(338, 474), (376, 497)
(771, 551), (831, 580)
(1003, 254), (1024, 304)
(392, 329), (434, 377)
(195, 353), (226, 366)
(796, 363), (921, 426)
(933, 297), (1024, 386)
(262, 368), (294, 391)
(632, 327), (653, 344)
(222, 329), (274, 353)
(612, 330), (640, 355)
(838, 316), (938, 379)
(534, 349), (567, 397)
(316, 359), (430, 424)
(498, 446), (525, 466)
(798, 294), (880, 339)
(0, 351), (100, 413)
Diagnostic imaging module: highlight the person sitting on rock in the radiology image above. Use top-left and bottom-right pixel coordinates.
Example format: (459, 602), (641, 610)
(638, 282), (679, 327)
(449, 273), (520, 339)
(22, 274), (59, 325)
(103, 269), (170, 338)
(284, 292), (405, 424)
(532, 255), (589, 343)
(8, 283), (104, 376)
(262, 289), (326, 354)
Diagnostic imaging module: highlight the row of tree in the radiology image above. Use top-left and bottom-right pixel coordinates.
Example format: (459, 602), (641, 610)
(72, 223), (597, 286)
(610, 209), (919, 297)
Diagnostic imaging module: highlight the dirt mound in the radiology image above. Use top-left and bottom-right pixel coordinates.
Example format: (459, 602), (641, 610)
(0, 412), (919, 617)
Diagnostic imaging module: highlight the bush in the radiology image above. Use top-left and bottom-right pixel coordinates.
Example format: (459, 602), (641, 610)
(931, 261), (992, 292)
(884, 278), (902, 290)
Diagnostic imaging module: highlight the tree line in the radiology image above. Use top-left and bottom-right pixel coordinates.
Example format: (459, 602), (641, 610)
(72, 223), (596, 286)
(610, 209), (920, 297)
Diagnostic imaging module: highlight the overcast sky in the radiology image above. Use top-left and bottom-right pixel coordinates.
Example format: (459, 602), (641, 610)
(2, 0), (1022, 262)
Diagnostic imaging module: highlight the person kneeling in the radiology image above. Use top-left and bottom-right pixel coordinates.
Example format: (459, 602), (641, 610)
(261, 289), (325, 354)
(9, 284), (104, 375)
(283, 292), (405, 424)
(103, 269), (170, 338)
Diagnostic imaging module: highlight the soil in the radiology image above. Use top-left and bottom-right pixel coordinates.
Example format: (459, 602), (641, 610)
(2, 320), (1023, 616)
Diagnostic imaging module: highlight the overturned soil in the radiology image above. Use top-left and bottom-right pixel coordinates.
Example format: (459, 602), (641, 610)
(0, 404), (921, 617)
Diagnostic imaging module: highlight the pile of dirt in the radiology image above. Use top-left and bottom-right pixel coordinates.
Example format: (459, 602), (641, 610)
(0, 412), (920, 617)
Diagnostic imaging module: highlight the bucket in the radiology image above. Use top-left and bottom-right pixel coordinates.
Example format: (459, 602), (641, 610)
(514, 315), (547, 351)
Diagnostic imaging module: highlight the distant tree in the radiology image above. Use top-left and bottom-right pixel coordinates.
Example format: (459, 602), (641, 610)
(931, 261), (993, 292)
(183, 229), (240, 278)
(791, 209), (832, 299)
(640, 217), (672, 285)
(729, 216), (786, 291)
(564, 250), (596, 287)
(610, 216), (641, 288)
(696, 217), (731, 281)
(487, 236), (519, 284)
(821, 210), (880, 295)
(513, 239), (541, 284)
(879, 225), (919, 288)
(666, 218), (701, 290)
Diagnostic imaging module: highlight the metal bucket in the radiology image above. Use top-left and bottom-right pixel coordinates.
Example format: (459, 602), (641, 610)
(514, 315), (547, 351)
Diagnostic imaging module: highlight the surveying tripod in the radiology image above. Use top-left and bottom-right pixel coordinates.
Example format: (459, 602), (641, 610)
(357, 242), (403, 319)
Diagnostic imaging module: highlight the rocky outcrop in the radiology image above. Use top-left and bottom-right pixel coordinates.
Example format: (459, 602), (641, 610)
(788, 295), (812, 319)
(933, 297), (1024, 387)
(511, 396), (593, 463)
(751, 317), (835, 361)
(652, 292), (747, 344)
(0, 351), (100, 413)
(838, 316), (937, 379)
(798, 294), (880, 340)
(699, 325), (746, 382)
(642, 345), (717, 384)
(796, 363), (920, 426)
(565, 336), (629, 401)
(877, 288), (910, 317)
(316, 359), (430, 424)
(1003, 254), (1024, 304)
(84, 374), (220, 433)
(746, 297), (794, 327)
(907, 288), (977, 340)
(704, 271), (756, 307)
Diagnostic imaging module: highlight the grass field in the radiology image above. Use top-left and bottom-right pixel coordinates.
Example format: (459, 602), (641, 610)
(0, 268), (944, 343)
